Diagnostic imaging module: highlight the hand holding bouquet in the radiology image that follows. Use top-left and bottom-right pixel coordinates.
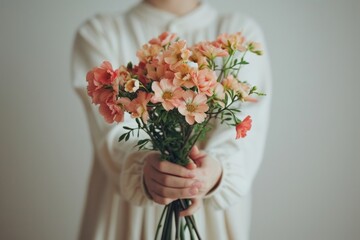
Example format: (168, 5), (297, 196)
(86, 31), (264, 240)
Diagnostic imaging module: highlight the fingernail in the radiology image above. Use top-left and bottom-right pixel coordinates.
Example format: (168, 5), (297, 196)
(190, 187), (198, 195)
(191, 181), (202, 188)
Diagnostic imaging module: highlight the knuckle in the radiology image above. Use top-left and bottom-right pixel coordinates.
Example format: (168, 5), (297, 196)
(181, 189), (189, 197)
(163, 176), (171, 186)
(184, 179), (192, 188)
(154, 196), (171, 205)
(158, 161), (166, 172)
(159, 187), (167, 197)
(179, 169), (188, 176)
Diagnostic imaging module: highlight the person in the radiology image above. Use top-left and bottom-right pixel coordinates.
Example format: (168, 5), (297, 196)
(71, 0), (272, 239)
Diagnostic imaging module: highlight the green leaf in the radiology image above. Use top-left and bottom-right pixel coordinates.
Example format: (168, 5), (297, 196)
(118, 133), (127, 142)
(137, 139), (150, 146)
(125, 133), (130, 141)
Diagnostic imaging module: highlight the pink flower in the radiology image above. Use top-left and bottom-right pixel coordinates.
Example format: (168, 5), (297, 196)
(86, 70), (98, 96)
(93, 61), (118, 85)
(117, 97), (133, 113)
(86, 62), (119, 104)
(149, 32), (177, 47)
(236, 116), (252, 139)
(133, 62), (150, 85)
(99, 97), (125, 124)
(146, 60), (174, 81)
(86, 69), (115, 105)
(130, 91), (153, 123)
(151, 78), (184, 111)
(178, 91), (209, 125)
(91, 88), (114, 105)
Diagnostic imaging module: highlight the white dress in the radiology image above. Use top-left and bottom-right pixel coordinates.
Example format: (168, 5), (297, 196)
(71, 2), (272, 240)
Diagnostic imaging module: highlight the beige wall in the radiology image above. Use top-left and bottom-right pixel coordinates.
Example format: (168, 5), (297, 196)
(0, 0), (359, 239)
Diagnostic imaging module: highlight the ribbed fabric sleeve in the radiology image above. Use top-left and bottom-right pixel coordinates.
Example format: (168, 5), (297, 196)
(202, 15), (272, 210)
(71, 15), (152, 205)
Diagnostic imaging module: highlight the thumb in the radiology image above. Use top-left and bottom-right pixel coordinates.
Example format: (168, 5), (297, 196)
(189, 145), (200, 159)
(189, 146), (206, 166)
(186, 159), (197, 170)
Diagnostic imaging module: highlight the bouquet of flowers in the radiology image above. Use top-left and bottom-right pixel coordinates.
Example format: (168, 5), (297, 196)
(86, 31), (264, 240)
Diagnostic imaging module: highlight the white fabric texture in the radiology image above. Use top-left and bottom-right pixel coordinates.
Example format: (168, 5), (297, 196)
(71, 2), (272, 240)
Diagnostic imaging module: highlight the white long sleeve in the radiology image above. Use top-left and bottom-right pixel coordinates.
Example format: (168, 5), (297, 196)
(71, 15), (152, 205)
(202, 14), (272, 210)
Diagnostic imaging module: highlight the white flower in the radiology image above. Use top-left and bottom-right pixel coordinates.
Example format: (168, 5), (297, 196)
(124, 79), (140, 93)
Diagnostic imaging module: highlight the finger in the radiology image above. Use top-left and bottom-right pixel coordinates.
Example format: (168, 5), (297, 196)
(185, 159), (197, 170)
(152, 160), (195, 178)
(150, 191), (174, 205)
(180, 198), (202, 217)
(150, 178), (199, 199)
(151, 172), (198, 188)
(189, 145), (200, 157)
(189, 146), (207, 164)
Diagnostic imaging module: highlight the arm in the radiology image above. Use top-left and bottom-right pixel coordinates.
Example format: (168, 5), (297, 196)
(71, 16), (152, 206)
(200, 17), (272, 210)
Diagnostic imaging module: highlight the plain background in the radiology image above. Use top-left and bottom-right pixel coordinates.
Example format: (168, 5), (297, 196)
(0, 0), (359, 239)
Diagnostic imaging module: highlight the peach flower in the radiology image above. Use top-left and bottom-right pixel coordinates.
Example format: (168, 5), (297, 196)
(236, 115), (252, 139)
(163, 40), (192, 69)
(248, 41), (263, 55)
(198, 42), (229, 59)
(151, 78), (184, 111)
(149, 32), (177, 47)
(173, 63), (197, 88)
(189, 47), (209, 69)
(136, 43), (162, 63)
(178, 91), (209, 125)
(222, 75), (241, 92)
(212, 83), (226, 107)
(193, 69), (217, 96)
(99, 96), (125, 124)
(130, 91), (153, 123)
(116, 65), (131, 86)
(215, 32), (246, 52)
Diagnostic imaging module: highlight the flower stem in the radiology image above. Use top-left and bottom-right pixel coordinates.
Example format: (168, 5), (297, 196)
(161, 203), (173, 240)
(154, 205), (168, 240)
(180, 200), (202, 240)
